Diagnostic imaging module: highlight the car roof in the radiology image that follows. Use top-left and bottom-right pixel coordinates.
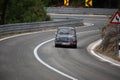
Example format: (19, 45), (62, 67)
(58, 26), (75, 29)
(57, 26), (76, 35)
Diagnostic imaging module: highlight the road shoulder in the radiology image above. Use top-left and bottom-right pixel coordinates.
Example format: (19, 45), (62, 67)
(87, 39), (120, 67)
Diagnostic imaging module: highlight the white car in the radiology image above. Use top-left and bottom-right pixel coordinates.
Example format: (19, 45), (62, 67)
(55, 26), (77, 48)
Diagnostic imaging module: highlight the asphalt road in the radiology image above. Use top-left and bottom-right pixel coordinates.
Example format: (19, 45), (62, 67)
(0, 16), (120, 80)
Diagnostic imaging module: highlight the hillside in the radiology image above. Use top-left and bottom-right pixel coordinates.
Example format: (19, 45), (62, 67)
(96, 24), (120, 61)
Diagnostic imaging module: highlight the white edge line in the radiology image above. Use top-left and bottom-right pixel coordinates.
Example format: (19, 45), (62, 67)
(0, 22), (94, 80)
(0, 30), (55, 41)
(33, 38), (78, 80)
(87, 39), (120, 67)
(0, 31), (77, 80)
(33, 30), (99, 80)
(0, 22), (93, 42)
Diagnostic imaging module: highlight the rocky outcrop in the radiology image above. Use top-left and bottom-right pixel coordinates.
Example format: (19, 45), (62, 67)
(100, 24), (118, 53)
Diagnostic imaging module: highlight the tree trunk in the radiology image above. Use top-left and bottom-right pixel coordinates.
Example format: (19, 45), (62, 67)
(0, 0), (9, 24)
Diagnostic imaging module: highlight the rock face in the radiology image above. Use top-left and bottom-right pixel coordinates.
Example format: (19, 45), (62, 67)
(100, 24), (118, 53)
(96, 24), (120, 61)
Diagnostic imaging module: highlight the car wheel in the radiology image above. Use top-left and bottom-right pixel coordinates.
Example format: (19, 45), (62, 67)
(55, 44), (58, 47)
(73, 45), (77, 48)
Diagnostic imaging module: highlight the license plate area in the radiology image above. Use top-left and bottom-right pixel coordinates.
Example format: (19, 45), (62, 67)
(62, 42), (70, 45)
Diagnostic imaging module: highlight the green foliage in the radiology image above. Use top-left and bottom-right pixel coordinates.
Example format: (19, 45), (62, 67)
(41, 0), (52, 6)
(41, 0), (119, 8)
(119, 5), (120, 11)
(41, 0), (84, 7)
(0, 0), (50, 24)
(70, 0), (84, 7)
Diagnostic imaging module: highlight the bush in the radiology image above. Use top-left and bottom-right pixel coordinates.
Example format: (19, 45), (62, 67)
(0, 0), (50, 24)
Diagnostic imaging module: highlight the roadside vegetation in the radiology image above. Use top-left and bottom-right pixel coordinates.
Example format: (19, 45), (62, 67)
(42, 0), (120, 8)
(0, 0), (119, 25)
(0, 0), (50, 25)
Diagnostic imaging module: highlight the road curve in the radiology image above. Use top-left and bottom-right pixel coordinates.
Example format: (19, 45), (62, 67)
(0, 16), (120, 80)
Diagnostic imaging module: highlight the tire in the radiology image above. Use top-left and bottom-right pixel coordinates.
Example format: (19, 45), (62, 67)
(72, 45), (77, 48)
(55, 44), (58, 47)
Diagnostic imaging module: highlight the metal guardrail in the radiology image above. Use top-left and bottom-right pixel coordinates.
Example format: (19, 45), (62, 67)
(46, 7), (116, 15)
(0, 7), (115, 35)
(0, 19), (83, 35)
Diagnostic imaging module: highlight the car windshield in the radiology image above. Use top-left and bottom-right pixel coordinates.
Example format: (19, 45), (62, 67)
(58, 28), (75, 35)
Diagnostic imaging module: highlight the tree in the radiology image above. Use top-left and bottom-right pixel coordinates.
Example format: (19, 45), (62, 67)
(0, 0), (50, 24)
(70, 0), (84, 7)
(0, 0), (9, 24)
(93, 0), (119, 8)
(41, 0), (52, 6)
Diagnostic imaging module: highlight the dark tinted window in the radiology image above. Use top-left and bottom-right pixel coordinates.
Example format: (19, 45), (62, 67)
(58, 27), (75, 35)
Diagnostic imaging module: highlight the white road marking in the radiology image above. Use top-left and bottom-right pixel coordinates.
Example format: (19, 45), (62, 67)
(0, 30), (55, 41)
(0, 21), (93, 42)
(33, 30), (99, 80)
(48, 13), (107, 17)
(0, 23), (98, 80)
(0, 30), (77, 80)
(34, 38), (78, 80)
(87, 39), (120, 67)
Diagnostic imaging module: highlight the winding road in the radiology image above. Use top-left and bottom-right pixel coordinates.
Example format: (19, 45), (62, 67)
(0, 15), (120, 80)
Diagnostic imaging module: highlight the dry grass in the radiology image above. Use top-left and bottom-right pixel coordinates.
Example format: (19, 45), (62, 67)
(95, 45), (120, 62)
(97, 24), (120, 62)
